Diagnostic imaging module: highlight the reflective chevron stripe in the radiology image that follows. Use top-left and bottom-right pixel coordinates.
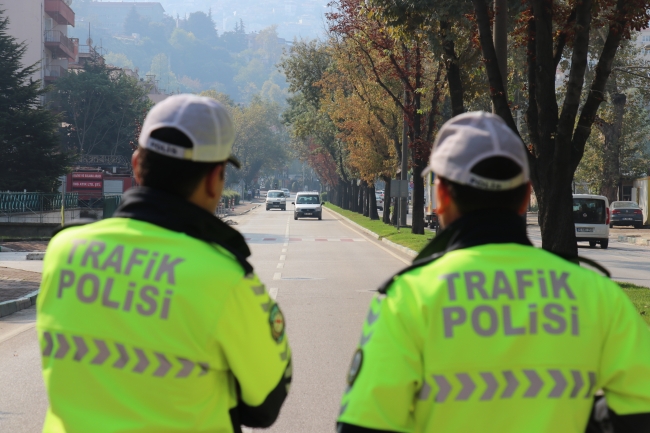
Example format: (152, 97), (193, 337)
(41, 331), (210, 379)
(419, 369), (597, 402)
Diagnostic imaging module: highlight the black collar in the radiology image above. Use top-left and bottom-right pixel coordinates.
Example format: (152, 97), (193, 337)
(113, 187), (253, 274)
(414, 209), (532, 261)
(379, 210), (532, 293)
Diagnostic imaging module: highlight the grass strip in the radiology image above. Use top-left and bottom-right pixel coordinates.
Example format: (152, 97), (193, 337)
(324, 202), (431, 253)
(617, 282), (650, 324)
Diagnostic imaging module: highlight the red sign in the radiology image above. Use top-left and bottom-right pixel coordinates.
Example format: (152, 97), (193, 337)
(72, 172), (102, 179)
(72, 181), (102, 189)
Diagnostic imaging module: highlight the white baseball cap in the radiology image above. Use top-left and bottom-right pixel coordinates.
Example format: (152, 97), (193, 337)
(424, 111), (529, 191)
(138, 94), (240, 167)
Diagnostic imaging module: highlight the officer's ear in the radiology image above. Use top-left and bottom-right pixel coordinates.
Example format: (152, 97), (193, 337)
(204, 163), (226, 199)
(132, 149), (143, 185)
(517, 182), (532, 215)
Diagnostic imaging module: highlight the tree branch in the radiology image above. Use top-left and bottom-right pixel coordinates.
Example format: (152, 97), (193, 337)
(571, 0), (628, 171)
(471, 0), (519, 135)
(553, 7), (577, 69)
(556, 0), (593, 157)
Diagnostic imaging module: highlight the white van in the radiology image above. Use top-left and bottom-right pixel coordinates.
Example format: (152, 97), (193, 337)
(573, 194), (610, 249)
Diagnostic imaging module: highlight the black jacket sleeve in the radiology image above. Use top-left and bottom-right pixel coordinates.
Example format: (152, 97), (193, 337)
(236, 359), (292, 428)
(337, 423), (399, 433)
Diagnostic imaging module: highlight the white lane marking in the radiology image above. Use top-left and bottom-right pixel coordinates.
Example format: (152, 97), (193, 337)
(242, 428), (253, 433)
(0, 321), (36, 345)
(282, 248), (287, 253)
(323, 208), (410, 265)
(283, 242), (288, 247)
(273, 272), (282, 280)
(277, 263), (284, 269)
(279, 255), (286, 261)
(268, 287), (278, 300)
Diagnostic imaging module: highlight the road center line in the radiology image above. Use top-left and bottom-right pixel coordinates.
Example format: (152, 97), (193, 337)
(279, 255), (286, 261)
(268, 287), (278, 300)
(273, 272), (281, 280)
(277, 263), (284, 269)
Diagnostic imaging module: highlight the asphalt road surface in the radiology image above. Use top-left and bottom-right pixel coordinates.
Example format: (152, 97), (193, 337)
(1, 202), (649, 432)
(0, 202), (410, 433)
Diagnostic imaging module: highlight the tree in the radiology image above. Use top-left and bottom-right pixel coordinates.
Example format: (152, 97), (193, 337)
(369, 0), (650, 255)
(327, 0), (447, 233)
(147, 53), (179, 93)
(105, 52), (134, 70)
(53, 62), (151, 157)
(183, 11), (218, 44)
(0, 11), (72, 191)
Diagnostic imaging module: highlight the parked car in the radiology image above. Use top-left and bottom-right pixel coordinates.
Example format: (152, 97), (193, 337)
(573, 194), (610, 249)
(375, 194), (384, 210)
(610, 201), (644, 228)
(266, 190), (286, 211)
(293, 191), (322, 220)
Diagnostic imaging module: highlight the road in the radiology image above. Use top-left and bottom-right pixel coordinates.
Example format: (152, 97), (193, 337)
(0, 199), (410, 433)
(1, 200), (649, 432)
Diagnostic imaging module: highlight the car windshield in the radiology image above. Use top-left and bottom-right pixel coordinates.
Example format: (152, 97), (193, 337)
(297, 195), (319, 204)
(573, 198), (606, 224)
(268, 192), (284, 198)
(612, 201), (639, 209)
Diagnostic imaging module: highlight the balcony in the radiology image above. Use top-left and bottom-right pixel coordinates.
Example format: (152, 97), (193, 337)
(44, 65), (67, 83)
(45, 0), (75, 27)
(44, 30), (75, 60)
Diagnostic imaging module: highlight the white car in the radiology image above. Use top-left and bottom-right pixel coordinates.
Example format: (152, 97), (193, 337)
(282, 188), (291, 199)
(266, 190), (287, 211)
(293, 192), (322, 220)
(573, 194), (610, 249)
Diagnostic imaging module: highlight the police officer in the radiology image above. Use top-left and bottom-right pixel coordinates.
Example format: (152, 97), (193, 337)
(37, 95), (291, 432)
(337, 112), (650, 433)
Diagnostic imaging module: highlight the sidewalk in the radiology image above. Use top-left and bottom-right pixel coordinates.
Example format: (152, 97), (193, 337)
(218, 199), (263, 218)
(0, 265), (41, 318)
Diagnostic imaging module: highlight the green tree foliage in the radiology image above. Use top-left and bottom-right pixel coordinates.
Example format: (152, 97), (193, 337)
(201, 91), (288, 189)
(182, 11), (218, 44)
(53, 63), (152, 157)
(0, 12), (72, 192)
(147, 53), (179, 93)
(104, 52), (134, 70)
(229, 97), (288, 188)
(100, 11), (285, 102)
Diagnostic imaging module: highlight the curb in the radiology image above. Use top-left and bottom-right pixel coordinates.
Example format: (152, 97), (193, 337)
(324, 207), (418, 258)
(381, 238), (418, 258)
(0, 290), (39, 318)
(618, 235), (650, 247)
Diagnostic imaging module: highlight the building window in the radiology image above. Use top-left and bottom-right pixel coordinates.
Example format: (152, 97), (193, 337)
(643, 35), (650, 42)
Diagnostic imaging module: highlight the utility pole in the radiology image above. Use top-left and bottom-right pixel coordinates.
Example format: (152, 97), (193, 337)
(493, 0), (508, 113)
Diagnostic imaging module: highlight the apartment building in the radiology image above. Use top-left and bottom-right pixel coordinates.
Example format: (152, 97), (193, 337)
(4, 0), (76, 87)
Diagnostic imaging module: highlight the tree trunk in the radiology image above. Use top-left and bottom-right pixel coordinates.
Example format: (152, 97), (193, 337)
(369, 185), (379, 220)
(391, 175), (398, 225)
(348, 181), (356, 211)
(440, 22), (465, 116)
(357, 181), (364, 214)
(382, 174), (391, 224)
(361, 181), (369, 216)
(597, 93), (626, 204)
